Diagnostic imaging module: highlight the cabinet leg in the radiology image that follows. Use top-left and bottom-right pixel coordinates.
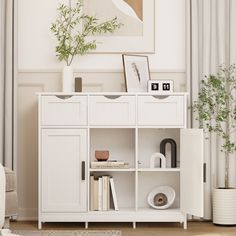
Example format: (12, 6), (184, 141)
(85, 222), (88, 229)
(133, 222), (136, 229)
(183, 219), (187, 229)
(4, 217), (10, 229)
(38, 221), (42, 230)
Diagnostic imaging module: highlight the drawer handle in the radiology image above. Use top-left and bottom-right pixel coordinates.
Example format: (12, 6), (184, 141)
(104, 95), (121, 100)
(152, 95), (170, 99)
(56, 95), (73, 100)
(81, 161), (85, 181)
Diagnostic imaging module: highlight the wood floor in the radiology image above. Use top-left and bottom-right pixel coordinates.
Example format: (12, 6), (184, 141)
(10, 221), (236, 236)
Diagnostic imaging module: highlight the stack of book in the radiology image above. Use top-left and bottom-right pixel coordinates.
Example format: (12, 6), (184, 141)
(90, 160), (129, 169)
(90, 175), (118, 211)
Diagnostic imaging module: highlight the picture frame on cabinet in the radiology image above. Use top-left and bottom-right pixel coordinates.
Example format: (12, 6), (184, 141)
(122, 54), (151, 92)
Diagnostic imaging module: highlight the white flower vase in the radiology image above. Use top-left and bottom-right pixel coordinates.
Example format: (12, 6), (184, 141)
(62, 66), (74, 92)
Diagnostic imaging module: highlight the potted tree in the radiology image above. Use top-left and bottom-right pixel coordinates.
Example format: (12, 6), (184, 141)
(51, 0), (121, 92)
(193, 64), (236, 225)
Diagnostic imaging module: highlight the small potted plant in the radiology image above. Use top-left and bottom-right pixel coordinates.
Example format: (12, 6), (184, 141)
(51, 0), (121, 92)
(193, 64), (236, 225)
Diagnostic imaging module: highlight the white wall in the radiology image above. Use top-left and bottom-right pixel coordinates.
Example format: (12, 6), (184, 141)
(18, 0), (186, 71)
(17, 0), (186, 220)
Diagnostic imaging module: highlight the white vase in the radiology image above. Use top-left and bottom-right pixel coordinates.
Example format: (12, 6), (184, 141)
(213, 188), (236, 225)
(62, 66), (74, 92)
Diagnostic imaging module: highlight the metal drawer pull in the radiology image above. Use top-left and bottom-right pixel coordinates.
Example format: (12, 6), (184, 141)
(152, 95), (170, 99)
(81, 161), (85, 180)
(56, 95), (73, 100)
(104, 95), (121, 100)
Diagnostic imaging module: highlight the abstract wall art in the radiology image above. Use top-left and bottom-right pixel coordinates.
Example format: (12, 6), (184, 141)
(83, 0), (155, 53)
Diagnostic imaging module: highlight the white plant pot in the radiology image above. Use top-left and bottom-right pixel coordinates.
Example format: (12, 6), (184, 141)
(0, 164), (5, 228)
(62, 66), (74, 92)
(213, 188), (236, 225)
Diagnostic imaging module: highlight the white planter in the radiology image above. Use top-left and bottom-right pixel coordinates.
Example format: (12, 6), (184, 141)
(62, 66), (74, 92)
(213, 188), (236, 225)
(0, 164), (5, 228)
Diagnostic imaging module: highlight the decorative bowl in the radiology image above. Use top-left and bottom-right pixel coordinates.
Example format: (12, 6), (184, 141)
(95, 150), (109, 161)
(147, 186), (175, 210)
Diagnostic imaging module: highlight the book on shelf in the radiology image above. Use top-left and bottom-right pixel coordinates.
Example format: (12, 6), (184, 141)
(98, 177), (102, 211)
(110, 177), (118, 211)
(90, 176), (94, 211)
(90, 161), (129, 169)
(93, 179), (99, 210)
(90, 175), (118, 211)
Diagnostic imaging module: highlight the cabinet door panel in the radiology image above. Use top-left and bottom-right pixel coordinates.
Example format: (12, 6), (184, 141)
(41, 129), (87, 212)
(41, 96), (87, 126)
(180, 129), (204, 217)
(89, 95), (136, 126)
(138, 95), (185, 126)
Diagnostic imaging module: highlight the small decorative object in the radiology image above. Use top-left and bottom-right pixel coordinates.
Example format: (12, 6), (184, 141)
(160, 138), (177, 168)
(122, 54), (150, 92)
(95, 150), (110, 161)
(154, 193), (168, 207)
(51, 0), (122, 92)
(148, 186), (175, 210)
(150, 153), (166, 168)
(148, 80), (174, 93)
(75, 77), (82, 92)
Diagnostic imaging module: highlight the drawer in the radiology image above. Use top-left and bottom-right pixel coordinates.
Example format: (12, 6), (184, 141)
(89, 95), (136, 126)
(41, 95), (87, 126)
(138, 95), (185, 126)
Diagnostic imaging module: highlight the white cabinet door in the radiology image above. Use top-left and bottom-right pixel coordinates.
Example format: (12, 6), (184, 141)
(41, 129), (87, 212)
(180, 129), (204, 217)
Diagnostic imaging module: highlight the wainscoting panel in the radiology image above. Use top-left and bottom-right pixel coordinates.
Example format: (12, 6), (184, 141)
(17, 70), (186, 220)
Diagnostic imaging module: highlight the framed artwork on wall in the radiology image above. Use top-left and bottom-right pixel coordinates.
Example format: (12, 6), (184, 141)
(82, 0), (155, 53)
(122, 54), (150, 92)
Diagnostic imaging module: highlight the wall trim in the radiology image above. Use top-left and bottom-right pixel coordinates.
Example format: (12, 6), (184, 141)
(18, 69), (186, 74)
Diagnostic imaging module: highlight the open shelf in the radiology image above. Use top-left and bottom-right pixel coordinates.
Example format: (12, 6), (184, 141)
(90, 128), (135, 169)
(90, 172), (136, 210)
(138, 129), (180, 168)
(90, 168), (136, 172)
(89, 207), (136, 213)
(138, 172), (180, 210)
(138, 168), (180, 172)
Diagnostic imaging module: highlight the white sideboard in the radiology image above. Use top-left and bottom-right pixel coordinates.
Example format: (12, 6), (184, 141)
(38, 92), (204, 229)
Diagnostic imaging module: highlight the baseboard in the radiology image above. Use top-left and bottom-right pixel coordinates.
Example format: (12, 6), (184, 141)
(18, 208), (38, 221)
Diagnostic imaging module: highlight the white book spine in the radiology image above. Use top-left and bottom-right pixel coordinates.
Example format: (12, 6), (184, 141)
(110, 178), (118, 211)
(107, 176), (110, 210)
(93, 179), (99, 211)
(102, 176), (107, 211)
(98, 177), (102, 211)
(90, 176), (94, 211)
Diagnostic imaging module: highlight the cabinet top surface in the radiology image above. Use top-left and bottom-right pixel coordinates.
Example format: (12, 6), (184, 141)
(37, 92), (189, 96)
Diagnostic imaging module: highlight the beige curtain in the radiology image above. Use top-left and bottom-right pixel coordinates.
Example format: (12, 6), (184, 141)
(186, 0), (236, 219)
(0, 0), (16, 169)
